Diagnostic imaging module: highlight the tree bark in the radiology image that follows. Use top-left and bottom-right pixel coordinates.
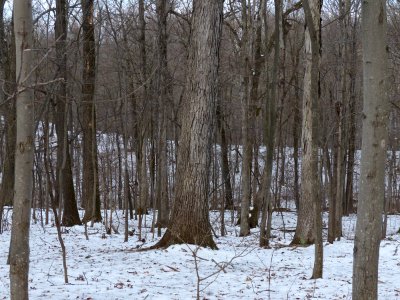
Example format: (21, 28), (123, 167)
(259, 0), (280, 247)
(353, 0), (388, 298)
(81, 0), (101, 223)
(0, 4), (16, 217)
(216, 100), (233, 210)
(292, 0), (321, 246)
(292, 0), (323, 279)
(55, 0), (81, 226)
(9, 1), (34, 298)
(333, 0), (351, 239)
(152, 0), (224, 249)
(239, 0), (252, 237)
(155, 0), (169, 230)
(344, 6), (359, 216)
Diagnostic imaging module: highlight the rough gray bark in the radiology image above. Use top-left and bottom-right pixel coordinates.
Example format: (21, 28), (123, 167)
(292, 0), (321, 245)
(137, 0), (149, 218)
(293, 0), (323, 279)
(81, 0), (101, 223)
(353, 0), (388, 298)
(155, 0), (170, 230)
(152, 0), (224, 249)
(9, 0), (34, 298)
(55, 0), (81, 227)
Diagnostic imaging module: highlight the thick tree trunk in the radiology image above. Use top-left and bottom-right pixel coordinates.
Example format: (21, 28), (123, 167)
(292, 0), (321, 246)
(353, 1), (388, 298)
(292, 0), (323, 279)
(81, 0), (101, 223)
(9, 1), (34, 298)
(55, 0), (81, 226)
(152, 0), (223, 249)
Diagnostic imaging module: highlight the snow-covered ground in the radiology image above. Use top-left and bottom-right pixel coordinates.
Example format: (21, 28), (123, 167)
(1, 210), (400, 299)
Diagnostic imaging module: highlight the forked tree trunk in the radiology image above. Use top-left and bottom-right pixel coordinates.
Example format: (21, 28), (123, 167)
(9, 1), (34, 298)
(81, 0), (101, 223)
(152, 0), (223, 249)
(353, 1), (388, 298)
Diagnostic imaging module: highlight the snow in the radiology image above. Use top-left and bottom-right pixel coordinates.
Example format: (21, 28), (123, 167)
(1, 210), (400, 299)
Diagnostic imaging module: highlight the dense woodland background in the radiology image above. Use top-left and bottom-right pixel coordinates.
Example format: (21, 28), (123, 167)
(0, 0), (396, 298)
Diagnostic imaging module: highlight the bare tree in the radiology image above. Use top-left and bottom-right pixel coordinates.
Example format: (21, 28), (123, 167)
(152, 0), (224, 249)
(81, 0), (101, 223)
(302, 0), (323, 279)
(9, 0), (34, 298)
(155, 0), (170, 231)
(353, 0), (388, 298)
(292, 0), (322, 248)
(55, 0), (81, 226)
(259, 0), (279, 247)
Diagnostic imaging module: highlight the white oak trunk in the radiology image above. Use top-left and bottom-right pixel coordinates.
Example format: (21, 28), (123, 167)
(153, 0), (224, 249)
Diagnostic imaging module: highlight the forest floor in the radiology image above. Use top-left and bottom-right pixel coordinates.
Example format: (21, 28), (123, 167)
(1, 210), (400, 299)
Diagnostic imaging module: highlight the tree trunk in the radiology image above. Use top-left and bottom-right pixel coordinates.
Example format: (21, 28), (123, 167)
(0, 5), (16, 216)
(216, 99), (233, 210)
(55, 0), (81, 226)
(259, 0), (279, 247)
(9, 1), (34, 298)
(137, 0), (149, 217)
(239, 0), (252, 237)
(292, 52), (301, 211)
(81, 0), (101, 223)
(248, 1), (264, 229)
(344, 7), (359, 216)
(292, 0), (320, 246)
(353, 1), (388, 297)
(333, 0), (351, 240)
(152, 0), (224, 249)
(155, 0), (170, 229)
(292, 0), (323, 279)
